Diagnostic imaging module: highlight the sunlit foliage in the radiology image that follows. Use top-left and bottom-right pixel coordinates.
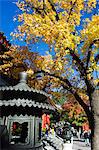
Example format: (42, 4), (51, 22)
(10, 0), (99, 128)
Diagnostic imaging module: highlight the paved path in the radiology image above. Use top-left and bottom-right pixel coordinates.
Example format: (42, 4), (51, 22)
(72, 140), (91, 150)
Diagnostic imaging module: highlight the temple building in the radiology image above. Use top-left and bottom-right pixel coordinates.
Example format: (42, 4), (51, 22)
(0, 72), (55, 150)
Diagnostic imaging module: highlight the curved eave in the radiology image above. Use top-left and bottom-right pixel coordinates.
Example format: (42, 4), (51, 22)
(0, 98), (55, 111)
(0, 86), (51, 99)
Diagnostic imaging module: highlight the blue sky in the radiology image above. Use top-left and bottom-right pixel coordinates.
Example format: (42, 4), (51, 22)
(0, 0), (18, 42)
(0, 0), (49, 55)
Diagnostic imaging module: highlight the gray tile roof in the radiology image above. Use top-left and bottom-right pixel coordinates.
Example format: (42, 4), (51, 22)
(0, 83), (51, 98)
(0, 72), (55, 111)
(0, 98), (55, 110)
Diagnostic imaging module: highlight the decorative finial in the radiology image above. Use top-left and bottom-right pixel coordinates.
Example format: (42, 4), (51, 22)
(19, 72), (27, 83)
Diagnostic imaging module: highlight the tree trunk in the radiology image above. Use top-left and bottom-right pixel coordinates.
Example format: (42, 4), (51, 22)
(91, 88), (99, 150)
(83, 105), (94, 149)
(87, 110), (94, 150)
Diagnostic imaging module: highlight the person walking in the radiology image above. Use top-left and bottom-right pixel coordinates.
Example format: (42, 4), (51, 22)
(51, 125), (56, 137)
(83, 130), (90, 146)
(45, 123), (49, 136)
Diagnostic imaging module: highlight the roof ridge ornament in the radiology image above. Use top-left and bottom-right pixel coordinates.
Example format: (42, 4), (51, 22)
(19, 72), (27, 83)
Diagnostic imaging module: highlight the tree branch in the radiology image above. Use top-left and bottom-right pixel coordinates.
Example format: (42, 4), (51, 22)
(26, 2), (44, 15)
(67, 48), (86, 77)
(66, 47), (95, 95)
(47, 0), (59, 21)
(35, 69), (89, 107)
(95, 54), (99, 63)
(62, 83), (92, 123)
(34, 68), (93, 122)
(67, 0), (77, 22)
(86, 50), (91, 70)
(86, 38), (99, 69)
(35, 70), (72, 88)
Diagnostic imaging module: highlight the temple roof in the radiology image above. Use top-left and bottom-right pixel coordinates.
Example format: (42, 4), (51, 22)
(0, 72), (55, 112)
(0, 84), (49, 97)
(0, 98), (54, 110)
(0, 72), (50, 96)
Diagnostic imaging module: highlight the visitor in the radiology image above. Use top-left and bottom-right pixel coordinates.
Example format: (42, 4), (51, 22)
(61, 125), (73, 143)
(45, 124), (49, 136)
(83, 130), (90, 146)
(51, 125), (56, 137)
(56, 126), (62, 137)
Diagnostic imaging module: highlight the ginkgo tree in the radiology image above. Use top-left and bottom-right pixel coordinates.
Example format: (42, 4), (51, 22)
(12, 0), (99, 149)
